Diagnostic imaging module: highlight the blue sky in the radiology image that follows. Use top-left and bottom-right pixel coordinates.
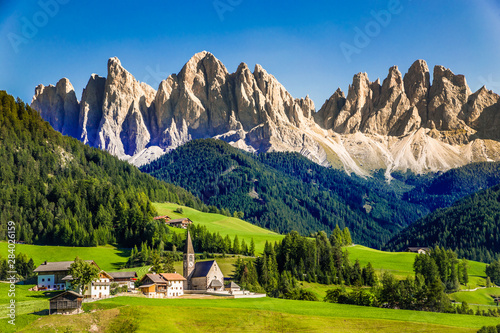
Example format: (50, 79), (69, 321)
(1, 0), (499, 108)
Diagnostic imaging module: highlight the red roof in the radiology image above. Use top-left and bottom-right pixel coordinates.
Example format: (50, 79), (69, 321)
(160, 273), (186, 281)
(154, 215), (170, 220)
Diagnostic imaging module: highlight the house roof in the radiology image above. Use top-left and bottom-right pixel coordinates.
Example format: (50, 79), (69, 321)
(406, 247), (430, 252)
(170, 218), (192, 223)
(49, 290), (83, 301)
(209, 279), (223, 287)
(34, 260), (97, 273)
(185, 230), (194, 254)
(191, 260), (216, 278)
(154, 215), (170, 220)
(99, 271), (114, 279)
(138, 284), (154, 289)
(108, 271), (138, 279)
(143, 273), (167, 284)
(225, 281), (240, 289)
(160, 273), (186, 281)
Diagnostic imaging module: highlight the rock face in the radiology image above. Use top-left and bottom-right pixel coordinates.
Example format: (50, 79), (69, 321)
(31, 78), (79, 137)
(31, 54), (500, 176)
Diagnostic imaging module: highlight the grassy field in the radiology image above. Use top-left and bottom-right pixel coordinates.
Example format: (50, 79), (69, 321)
(450, 287), (500, 307)
(13, 296), (500, 333)
(154, 202), (285, 254)
(0, 242), (130, 272)
(347, 245), (487, 289)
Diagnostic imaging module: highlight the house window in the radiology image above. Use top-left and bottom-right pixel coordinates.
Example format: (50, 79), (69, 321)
(42, 278), (45, 282)
(48, 278), (51, 281)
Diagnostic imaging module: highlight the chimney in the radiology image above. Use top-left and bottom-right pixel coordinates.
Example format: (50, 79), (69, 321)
(44, 261), (47, 265)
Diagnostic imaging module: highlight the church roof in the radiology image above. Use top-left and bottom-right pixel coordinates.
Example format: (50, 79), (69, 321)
(209, 279), (223, 287)
(191, 260), (216, 278)
(225, 281), (240, 289)
(185, 230), (194, 254)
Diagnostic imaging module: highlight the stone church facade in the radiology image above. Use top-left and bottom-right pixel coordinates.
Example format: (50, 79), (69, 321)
(183, 230), (224, 291)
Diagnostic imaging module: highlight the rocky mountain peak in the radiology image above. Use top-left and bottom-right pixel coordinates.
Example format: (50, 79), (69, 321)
(30, 54), (500, 176)
(31, 78), (79, 138)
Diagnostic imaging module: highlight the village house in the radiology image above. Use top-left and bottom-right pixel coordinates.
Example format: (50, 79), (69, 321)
(62, 270), (113, 299)
(34, 260), (113, 298)
(34, 260), (98, 291)
(109, 271), (137, 290)
(138, 273), (186, 297)
(183, 231), (225, 291)
(406, 247), (430, 254)
(49, 291), (84, 315)
(168, 218), (193, 229)
(153, 215), (171, 222)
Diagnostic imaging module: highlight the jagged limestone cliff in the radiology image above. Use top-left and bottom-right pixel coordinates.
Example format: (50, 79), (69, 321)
(31, 52), (500, 176)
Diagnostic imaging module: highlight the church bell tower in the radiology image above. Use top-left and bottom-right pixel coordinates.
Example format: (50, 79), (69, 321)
(183, 230), (195, 289)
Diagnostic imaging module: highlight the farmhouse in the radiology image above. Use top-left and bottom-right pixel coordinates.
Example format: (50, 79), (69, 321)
(109, 271), (137, 290)
(168, 218), (193, 229)
(154, 215), (171, 222)
(406, 247), (430, 254)
(138, 273), (186, 297)
(183, 231), (224, 291)
(49, 291), (84, 315)
(62, 270), (113, 299)
(34, 260), (98, 291)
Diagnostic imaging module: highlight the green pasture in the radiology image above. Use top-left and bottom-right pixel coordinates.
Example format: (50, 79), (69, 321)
(153, 202), (285, 254)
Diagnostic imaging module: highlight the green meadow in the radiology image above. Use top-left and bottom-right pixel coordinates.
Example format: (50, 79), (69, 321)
(0, 242), (130, 272)
(450, 287), (500, 307)
(10, 295), (500, 333)
(346, 245), (487, 289)
(153, 202), (285, 254)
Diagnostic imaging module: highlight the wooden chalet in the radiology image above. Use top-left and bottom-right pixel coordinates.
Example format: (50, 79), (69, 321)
(108, 271), (137, 290)
(167, 218), (193, 229)
(405, 247), (430, 254)
(138, 273), (186, 297)
(49, 291), (84, 315)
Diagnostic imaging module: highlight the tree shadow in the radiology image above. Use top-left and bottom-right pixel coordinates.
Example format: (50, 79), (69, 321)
(31, 309), (50, 316)
(27, 291), (63, 299)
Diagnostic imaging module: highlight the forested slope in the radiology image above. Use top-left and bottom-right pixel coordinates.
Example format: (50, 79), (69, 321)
(141, 139), (427, 247)
(0, 91), (204, 247)
(385, 184), (500, 262)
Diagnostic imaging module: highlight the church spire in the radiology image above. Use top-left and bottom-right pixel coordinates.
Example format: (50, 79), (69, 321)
(185, 230), (194, 254)
(183, 229), (195, 288)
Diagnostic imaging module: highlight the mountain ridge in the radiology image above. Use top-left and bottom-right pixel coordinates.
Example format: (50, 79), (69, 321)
(31, 52), (500, 176)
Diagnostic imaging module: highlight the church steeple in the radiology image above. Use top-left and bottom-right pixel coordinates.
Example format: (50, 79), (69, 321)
(183, 230), (195, 288)
(185, 229), (194, 254)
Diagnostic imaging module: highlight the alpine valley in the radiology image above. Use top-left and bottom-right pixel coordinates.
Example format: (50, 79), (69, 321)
(31, 52), (500, 177)
(26, 51), (500, 252)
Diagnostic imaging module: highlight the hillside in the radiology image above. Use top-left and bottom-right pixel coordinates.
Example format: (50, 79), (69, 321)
(141, 139), (427, 247)
(0, 91), (204, 247)
(401, 162), (500, 211)
(5, 291), (500, 333)
(153, 202), (284, 254)
(384, 184), (500, 262)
